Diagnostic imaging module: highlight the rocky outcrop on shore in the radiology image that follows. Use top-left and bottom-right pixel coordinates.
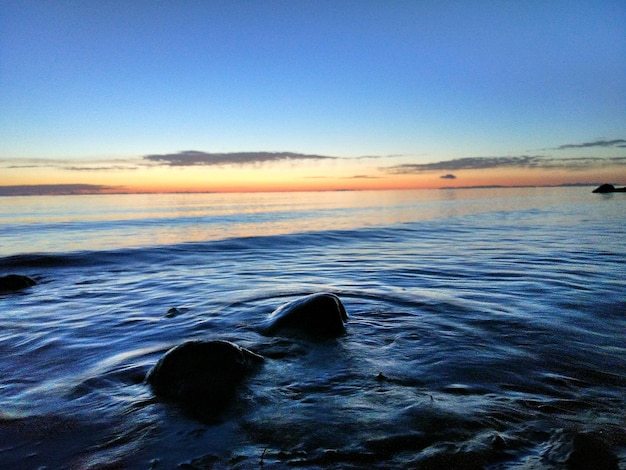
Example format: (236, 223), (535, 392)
(592, 184), (626, 193)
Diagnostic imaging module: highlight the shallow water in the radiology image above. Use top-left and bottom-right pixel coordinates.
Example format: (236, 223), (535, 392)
(1, 187), (625, 469)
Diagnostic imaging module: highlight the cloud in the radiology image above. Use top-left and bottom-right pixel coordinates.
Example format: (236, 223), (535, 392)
(0, 184), (122, 196)
(1, 158), (64, 169)
(0, 158), (140, 172)
(63, 165), (139, 171)
(1, 151), (373, 173)
(355, 154), (409, 160)
(383, 156), (542, 174)
(143, 150), (339, 167)
(440, 174), (456, 179)
(303, 174), (382, 180)
(555, 139), (626, 150)
(529, 156), (626, 171)
(5, 164), (46, 169)
(344, 174), (382, 179)
(382, 155), (626, 174)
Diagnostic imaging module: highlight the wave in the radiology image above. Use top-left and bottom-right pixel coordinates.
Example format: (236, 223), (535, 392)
(0, 223), (410, 270)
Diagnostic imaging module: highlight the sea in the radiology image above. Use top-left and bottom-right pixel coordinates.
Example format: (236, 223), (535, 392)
(1, 187), (625, 469)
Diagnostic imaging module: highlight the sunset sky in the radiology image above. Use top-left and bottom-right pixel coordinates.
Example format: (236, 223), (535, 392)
(1, 1), (625, 194)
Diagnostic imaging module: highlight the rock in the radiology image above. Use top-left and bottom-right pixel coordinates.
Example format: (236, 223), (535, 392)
(567, 432), (618, 470)
(260, 293), (348, 338)
(165, 307), (185, 318)
(146, 340), (263, 420)
(0, 274), (36, 293)
(593, 184), (626, 193)
(418, 450), (487, 470)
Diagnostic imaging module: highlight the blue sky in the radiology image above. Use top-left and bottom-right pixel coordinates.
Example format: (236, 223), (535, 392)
(1, 1), (625, 192)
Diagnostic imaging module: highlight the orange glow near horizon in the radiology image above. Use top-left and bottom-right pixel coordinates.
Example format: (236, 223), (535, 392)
(105, 169), (622, 194)
(1, 159), (624, 195)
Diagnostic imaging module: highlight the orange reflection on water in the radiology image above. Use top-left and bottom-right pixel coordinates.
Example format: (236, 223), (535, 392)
(0, 187), (599, 256)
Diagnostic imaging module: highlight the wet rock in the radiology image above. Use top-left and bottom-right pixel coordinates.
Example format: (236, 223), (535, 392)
(291, 449), (379, 466)
(146, 340), (263, 421)
(0, 274), (36, 293)
(365, 432), (432, 456)
(567, 432), (618, 470)
(260, 293), (348, 338)
(491, 433), (507, 451)
(593, 183), (626, 193)
(164, 307), (187, 318)
(418, 450), (487, 470)
(376, 371), (388, 382)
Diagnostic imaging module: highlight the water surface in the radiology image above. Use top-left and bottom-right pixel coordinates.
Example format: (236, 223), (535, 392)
(1, 187), (625, 468)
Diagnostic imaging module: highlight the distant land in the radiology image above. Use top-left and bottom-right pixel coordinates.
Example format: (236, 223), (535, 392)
(439, 183), (603, 190)
(0, 183), (614, 197)
(0, 184), (124, 196)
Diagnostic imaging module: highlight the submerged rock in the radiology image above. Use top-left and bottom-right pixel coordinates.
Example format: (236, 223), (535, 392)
(146, 340), (263, 420)
(260, 293), (348, 338)
(0, 274), (36, 293)
(592, 184), (626, 193)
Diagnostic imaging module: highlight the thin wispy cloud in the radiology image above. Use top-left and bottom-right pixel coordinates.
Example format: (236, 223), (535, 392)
(5, 164), (48, 169)
(538, 156), (626, 171)
(355, 154), (409, 160)
(555, 139), (626, 150)
(63, 165), (139, 171)
(305, 174), (382, 180)
(344, 175), (382, 179)
(383, 156), (542, 174)
(0, 158), (140, 172)
(1, 158), (65, 169)
(382, 155), (626, 174)
(143, 151), (339, 167)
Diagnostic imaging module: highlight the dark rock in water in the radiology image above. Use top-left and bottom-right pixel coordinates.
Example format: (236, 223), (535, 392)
(164, 307), (187, 318)
(146, 340), (263, 421)
(567, 432), (618, 470)
(0, 274), (36, 293)
(418, 450), (487, 470)
(593, 183), (626, 193)
(593, 183), (616, 193)
(260, 293), (348, 338)
(165, 307), (181, 318)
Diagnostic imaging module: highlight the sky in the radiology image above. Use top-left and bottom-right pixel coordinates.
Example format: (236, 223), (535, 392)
(1, 0), (625, 194)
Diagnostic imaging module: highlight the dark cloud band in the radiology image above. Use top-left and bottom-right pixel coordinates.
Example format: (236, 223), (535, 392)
(556, 139), (626, 150)
(383, 156), (541, 174)
(143, 150), (338, 166)
(382, 155), (625, 174)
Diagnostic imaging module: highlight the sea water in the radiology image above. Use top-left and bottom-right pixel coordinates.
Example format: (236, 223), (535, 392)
(0, 187), (625, 469)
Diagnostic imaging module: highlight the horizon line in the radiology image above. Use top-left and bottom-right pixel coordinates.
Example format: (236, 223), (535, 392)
(0, 182), (613, 197)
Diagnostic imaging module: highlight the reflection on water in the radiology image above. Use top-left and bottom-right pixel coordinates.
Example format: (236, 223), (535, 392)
(0, 187), (607, 256)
